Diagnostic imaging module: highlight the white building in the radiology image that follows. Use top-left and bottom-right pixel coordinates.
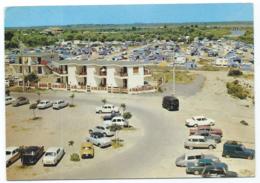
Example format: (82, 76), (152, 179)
(50, 60), (154, 94)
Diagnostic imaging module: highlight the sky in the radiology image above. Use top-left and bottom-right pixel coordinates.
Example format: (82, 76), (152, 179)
(5, 3), (253, 27)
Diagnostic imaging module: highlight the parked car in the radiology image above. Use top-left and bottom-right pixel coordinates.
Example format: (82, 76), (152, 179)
(12, 97), (29, 107)
(104, 116), (129, 127)
(185, 116), (215, 127)
(6, 146), (21, 167)
(42, 147), (65, 166)
(184, 135), (217, 150)
(96, 104), (119, 113)
(162, 95), (179, 111)
(80, 142), (94, 159)
(37, 100), (53, 109)
(21, 146), (44, 165)
(103, 113), (121, 121)
(89, 125), (115, 137)
(86, 132), (111, 148)
(175, 152), (219, 167)
(190, 125), (223, 137)
(5, 96), (15, 105)
(53, 100), (69, 110)
(201, 165), (238, 178)
(186, 159), (228, 175)
(222, 141), (255, 159)
(194, 131), (222, 143)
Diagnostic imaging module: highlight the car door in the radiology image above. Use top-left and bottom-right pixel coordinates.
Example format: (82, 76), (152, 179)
(234, 147), (243, 158)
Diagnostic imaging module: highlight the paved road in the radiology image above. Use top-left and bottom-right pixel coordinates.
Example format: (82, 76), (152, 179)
(13, 92), (187, 179)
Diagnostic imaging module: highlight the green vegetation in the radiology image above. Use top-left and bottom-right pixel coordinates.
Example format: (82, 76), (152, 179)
(70, 153), (80, 161)
(151, 66), (197, 84)
(101, 99), (107, 105)
(5, 24), (253, 49)
(29, 103), (38, 120)
(24, 72), (39, 83)
(226, 80), (250, 99)
(228, 69), (243, 76)
(69, 93), (75, 107)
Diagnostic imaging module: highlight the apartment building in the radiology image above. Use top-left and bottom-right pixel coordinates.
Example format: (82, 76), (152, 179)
(51, 60), (154, 93)
(11, 52), (58, 76)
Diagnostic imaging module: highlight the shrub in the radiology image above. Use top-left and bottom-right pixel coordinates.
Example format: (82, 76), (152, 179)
(226, 80), (249, 99)
(228, 69), (243, 76)
(70, 153), (80, 161)
(123, 112), (132, 120)
(240, 120), (249, 126)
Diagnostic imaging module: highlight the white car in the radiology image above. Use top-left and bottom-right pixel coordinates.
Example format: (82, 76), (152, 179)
(53, 100), (69, 109)
(89, 125), (115, 137)
(42, 147), (65, 166)
(86, 132), (111, 148)
(37, 100), (53, 109)
(5, 96), (15, 105)
(185, 116), (215, 127)
(6, 146), (20, 167)
(96, 104), (119, 114)
(104, 116), (129, 127)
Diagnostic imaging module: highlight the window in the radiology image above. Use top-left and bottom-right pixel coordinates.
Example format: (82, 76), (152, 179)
(133, 67), (139, 74)
(188, 156), (195, 160)
(195, 155), (202, 159)
(199, 139), (204, 142)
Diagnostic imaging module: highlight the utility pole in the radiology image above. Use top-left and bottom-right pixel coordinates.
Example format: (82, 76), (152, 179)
(17, 37), (25, 92)
(172, 55), (176, 95)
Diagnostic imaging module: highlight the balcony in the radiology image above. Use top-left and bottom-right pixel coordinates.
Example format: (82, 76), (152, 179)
(115, 72), (128, 79)
(52, 68), (68, 76)
(144, 69), (152, 77)
(76, 71), (87, 77)
(94, 71), (107, 78)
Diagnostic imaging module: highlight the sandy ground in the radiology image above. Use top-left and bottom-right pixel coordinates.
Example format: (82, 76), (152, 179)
(6, 70), (255, 180)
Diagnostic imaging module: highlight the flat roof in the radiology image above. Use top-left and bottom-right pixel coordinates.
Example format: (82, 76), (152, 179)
(52, 59), (153, 67)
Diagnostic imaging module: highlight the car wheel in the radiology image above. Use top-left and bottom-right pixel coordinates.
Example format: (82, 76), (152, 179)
(189, 146), (193, 150)
(208, 145), (214, 150)
(248, 156), (253, 160)
(194, 170), (199, 175)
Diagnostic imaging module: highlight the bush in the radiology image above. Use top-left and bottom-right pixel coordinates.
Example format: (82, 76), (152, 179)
(228, 69), (243, 76)
(123, 112), (132, 120)
(226, 80), (249, 99)
(70, 153), (80, 161)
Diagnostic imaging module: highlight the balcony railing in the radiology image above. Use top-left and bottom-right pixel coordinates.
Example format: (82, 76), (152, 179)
(52, 68), (68, 75)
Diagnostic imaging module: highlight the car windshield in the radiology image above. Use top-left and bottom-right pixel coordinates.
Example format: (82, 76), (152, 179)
(45, 152), (55, 156)
(6, 151), (11, 155)
(40, 101), (46, 104)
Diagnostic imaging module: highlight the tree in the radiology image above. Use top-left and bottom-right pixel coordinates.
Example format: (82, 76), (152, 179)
(29, 103), (38, 119)
(70, 93), (75, 106)
(101, 99), (107, 105)
(120, 103), (126, 114)
(109, 124), (122, 146)
(24, 72), (39, 83)
(123, 112), (132, 127)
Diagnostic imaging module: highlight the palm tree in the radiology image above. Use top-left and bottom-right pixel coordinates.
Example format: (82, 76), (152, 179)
(120, 103), (126, 114)
(123, 112), (132, 127)
(29, 103), (37, 119)
(70, 93), (75, 106)
(109, 124), (122, 146)
(101, 99), (107, 105)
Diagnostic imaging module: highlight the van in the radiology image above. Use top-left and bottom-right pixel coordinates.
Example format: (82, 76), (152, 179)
(222, 141), (254, 159)
(162, 96), (179, 111)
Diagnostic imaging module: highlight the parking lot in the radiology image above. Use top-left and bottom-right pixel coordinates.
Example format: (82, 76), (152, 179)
(6, 71), (255, 180)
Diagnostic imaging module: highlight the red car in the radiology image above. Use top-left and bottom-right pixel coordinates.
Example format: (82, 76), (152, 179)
(189, 125), (223, 137)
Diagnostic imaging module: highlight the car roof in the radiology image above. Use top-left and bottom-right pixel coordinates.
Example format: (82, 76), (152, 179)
(6, 146), (19, 151)
(192, 116), (206, 118)
(185, 152), (204, 156)
(46, 147), (62, 152)
(40, 100), (50, 102)
(188, 135), (205, 139)
(104, 104), (113, 106)
(81, 142), (93, 147)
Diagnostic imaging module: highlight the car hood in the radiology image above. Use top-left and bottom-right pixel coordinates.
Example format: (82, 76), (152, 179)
(244, 148), (255, 155)
(43, 156), (55, 161)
